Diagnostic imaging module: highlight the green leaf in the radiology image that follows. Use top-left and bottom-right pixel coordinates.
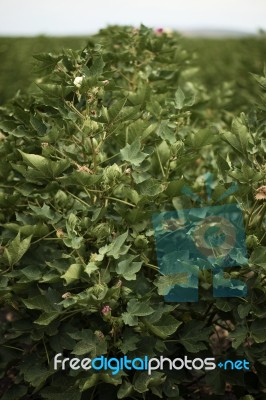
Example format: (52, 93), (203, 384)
(29, 204), (61, 222)
(34, 312), (60, 325)
(22, 296), (53, 312)
(61, 263), (83, 285)
(33, 52), (62, 73)
(165, 179), (185, 197)
(143, 314), (182, 340)
(117, 381), (133, 399)
(186, 127), (218, 148)
(3, 233), (32, 267)
(19, 150), (69, 178)
(0, 386), (27, 400)
(215, 299), (234, 312)
(120, 139), (148, 166)
(232, 116), (250, 152)
(36, 83), (72, 98)
(117, 105), (141, 123)
(229, 164), (264, 184)
(72, 339), (107, 356)
(128, 83), (150, 106)
(80, 375), (99, 391)
(138, 179), (165, 196)
(175, 87), (185, 109)
(19, 265), (42, 281)
(250, 247), (266, 268)
(108, 98), (127, 122)
(20, 357), (52, 387)
(127, 299), (154, 316)
(222, 116), (251, 155)
(156, 121), (176, 144)
(177, 321), (211, 352)
(117, 186), (140, 205)
(132, 171), (151, 184)
(30, 115), (47, 135)
(71, 330), (107, 357)
(116, 255), (142, 280)
(121, 312), (138, 326)
(90, 55), (104, 76)
(63, 236), (83, 250)
(250, 318), (266, 343)
(147, 99), (162, 117)
(216, 154), (230, 173)
(237, 303), (251, 319)
(134, 372), (165, 393)
(99, 231), (129, 259)
(85, 262), (99, 276)
(205, 368), (225, 395)
(163, 379), (179, 397)
(252, 72), (266, 89)
(230, 325), (248, 349)
(59, 171), (102, 187)
(155, 273), (188, 295)
(0, 120), (19, 134)
(119, 330), (140, 354)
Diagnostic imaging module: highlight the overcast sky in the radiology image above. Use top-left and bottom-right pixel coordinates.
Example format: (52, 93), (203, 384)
(1, 0), (265, 36)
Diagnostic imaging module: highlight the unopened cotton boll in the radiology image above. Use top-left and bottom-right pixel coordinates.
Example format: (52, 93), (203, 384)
(103, 164), (122, 184)
(74, 76), (84, 88)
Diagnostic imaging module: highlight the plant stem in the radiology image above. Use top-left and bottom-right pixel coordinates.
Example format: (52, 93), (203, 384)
(246, 200), (258, 228)
(258, 203), (266, 228)
(31, 229), (57, 245)
(143, 262), (159, 271)
(105, 196), (135, 208)
(90, 137), (97, 171)
(156, 146), (165, 178)
(42, 337), (50, 365)
(1, 344), (24, 352)
(66, 190), (90, 208)
(60, 310), (82, 322)
(98, 152), (120, 165)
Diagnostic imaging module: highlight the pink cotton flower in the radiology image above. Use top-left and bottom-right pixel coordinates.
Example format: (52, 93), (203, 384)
(155, 28), (173, 36)
(101, 305), (112, 315)
(155, 28), (164, 35)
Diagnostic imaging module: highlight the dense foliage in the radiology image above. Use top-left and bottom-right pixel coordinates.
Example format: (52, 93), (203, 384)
(1, 32), (266, 106)
(0, 36), (87, 105)
(0, 25), (265, 399)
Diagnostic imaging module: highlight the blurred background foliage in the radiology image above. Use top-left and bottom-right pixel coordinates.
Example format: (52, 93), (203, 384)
(0, 33), (266, 109)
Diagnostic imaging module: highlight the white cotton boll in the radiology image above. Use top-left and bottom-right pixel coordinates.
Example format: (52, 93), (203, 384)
(74, 76), (84, 88)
